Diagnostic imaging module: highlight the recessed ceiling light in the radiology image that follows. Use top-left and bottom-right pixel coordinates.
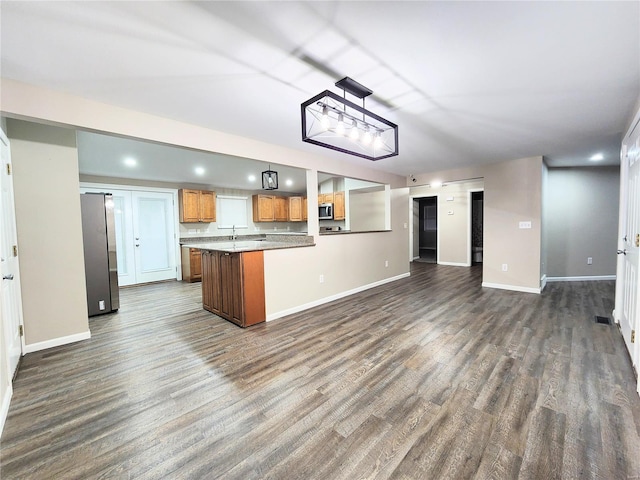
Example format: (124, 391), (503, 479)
(285, 179), (293, 187)
(248, 174), (256, 182)
(195, 166), (205, 175)
(589, 153), (604, 161)
(123, 157), (137, 167)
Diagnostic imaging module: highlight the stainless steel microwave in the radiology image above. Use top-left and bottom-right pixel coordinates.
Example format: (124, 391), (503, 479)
(319, 203), (333, 220)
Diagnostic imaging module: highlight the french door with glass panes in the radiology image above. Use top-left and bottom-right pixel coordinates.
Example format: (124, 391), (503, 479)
(81, 187), (178, 286)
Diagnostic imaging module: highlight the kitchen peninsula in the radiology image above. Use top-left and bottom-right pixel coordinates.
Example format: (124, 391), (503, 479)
(182, 235), (314, 328)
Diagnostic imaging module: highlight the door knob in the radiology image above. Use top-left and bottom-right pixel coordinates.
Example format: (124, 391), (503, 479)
(135, 244), (140, 247)
(617, 249), (627, 255)
(3, 274), (14, 280)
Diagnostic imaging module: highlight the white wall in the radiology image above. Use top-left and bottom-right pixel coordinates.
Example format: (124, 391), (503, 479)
(546, 166), (620, 278)
(7, 120), (90, 349)
(264, 187), (410, 319)
(412, 156), (544, 293)
(411, 180), (484, 266)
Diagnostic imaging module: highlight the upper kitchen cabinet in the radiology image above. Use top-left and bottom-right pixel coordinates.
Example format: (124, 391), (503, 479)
(252, 194), (275, 222)
(179, 188), (216, 223)
(333, 191), (345, 220)
(274, 196), (288, 222)
(288, 196), (303, 222)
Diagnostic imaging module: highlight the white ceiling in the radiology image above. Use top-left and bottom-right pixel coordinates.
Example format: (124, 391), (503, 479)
(2, 1), (639, 185)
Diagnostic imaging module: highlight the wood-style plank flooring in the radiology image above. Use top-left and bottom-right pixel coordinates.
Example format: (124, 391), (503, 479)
(2, 263), (640, 479)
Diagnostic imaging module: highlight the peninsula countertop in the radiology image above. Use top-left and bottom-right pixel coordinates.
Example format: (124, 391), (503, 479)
(181, 234), (315, 253)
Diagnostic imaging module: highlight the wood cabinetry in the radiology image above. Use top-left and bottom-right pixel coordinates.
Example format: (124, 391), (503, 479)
(318, 192), (334, 204)
(253, 194), (296, 222)
(333, 191), (345, 220)
(181, 247), (202, 282)
(201, 250), (265, 327)
(288, 196), (303, 222)
(179, 189), (216, 223)
(274, 196), (288, 221)
(303, 197), (308, 221)
(252, 194), (275, 222)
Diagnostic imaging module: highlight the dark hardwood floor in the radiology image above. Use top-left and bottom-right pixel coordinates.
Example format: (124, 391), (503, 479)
(2, 263), (639, 479)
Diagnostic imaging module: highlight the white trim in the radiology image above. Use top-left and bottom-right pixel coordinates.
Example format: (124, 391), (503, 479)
(0, 383), (12, 438)
(266, 273), (410, 321)
(438, 261), (468, 267)
(540, 274), (547, 292)
(23, 330), (91, 354)
(546, 275), (616, 282)
(412, 256), (420, 261)
(482, 282), (541, 294)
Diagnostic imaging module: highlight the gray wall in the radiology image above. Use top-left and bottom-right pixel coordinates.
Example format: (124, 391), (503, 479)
(546, 166), (620, 278)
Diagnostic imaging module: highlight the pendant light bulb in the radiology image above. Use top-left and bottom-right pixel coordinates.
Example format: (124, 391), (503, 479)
(349, 119), (359, 140)
(336, 113), (345, 135)
(362, 126), (372, 145)
(374, 130), (383, 149)
(321, 105), (330, 130)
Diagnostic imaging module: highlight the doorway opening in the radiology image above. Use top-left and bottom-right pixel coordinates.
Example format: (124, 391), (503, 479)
(418, 196), (438, 263)
(471, 191), (484, 265)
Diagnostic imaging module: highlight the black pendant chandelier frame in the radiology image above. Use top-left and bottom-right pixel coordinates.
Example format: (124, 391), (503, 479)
(301, 77), (399, 161)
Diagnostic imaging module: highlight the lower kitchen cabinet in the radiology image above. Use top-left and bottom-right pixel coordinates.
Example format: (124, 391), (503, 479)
(181, 247), (202, 282)
(201, 249), (266, 327)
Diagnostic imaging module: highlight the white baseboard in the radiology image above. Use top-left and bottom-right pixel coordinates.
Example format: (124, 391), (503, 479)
(0, 383), (13, 439)
(540, 274), (548, 292)
(23, 330), (91, 354)
(482, 282), (541, 294)
(266, 272), (411, 322)
(546, 275), (616, 283)
(438, 261), (469, 267)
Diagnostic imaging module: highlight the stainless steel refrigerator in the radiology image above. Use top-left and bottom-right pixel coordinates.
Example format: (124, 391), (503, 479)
(80, 193), (120, 316)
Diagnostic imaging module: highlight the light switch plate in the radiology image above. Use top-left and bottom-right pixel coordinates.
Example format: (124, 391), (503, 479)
(446, 196), (454, 202)
(519, 221), (532, 229)
(448, 210), (454, 215)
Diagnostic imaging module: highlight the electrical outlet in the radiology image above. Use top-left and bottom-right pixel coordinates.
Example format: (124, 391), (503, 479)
(501, 264), (508, 272)
(587, 257), (593, 265)
(319, 274), (324, 284)
(403, 223), (408, 229)
(385, 260), (389, 267)
(519, 221), (532, 229)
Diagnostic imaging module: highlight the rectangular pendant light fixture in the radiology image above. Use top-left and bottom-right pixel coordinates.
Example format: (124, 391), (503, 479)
(262, 166), (278, 190)
(301, 77), (398, 161)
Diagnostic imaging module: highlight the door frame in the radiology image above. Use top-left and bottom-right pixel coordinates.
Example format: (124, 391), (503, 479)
(468, 188), (485, 267)
(80, 182), (181, 282)
(614, 106), (640, 395)
(409, 193), (440, 264)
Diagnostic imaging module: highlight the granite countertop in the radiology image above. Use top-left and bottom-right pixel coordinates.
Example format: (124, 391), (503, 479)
(181, 234), (315, 253)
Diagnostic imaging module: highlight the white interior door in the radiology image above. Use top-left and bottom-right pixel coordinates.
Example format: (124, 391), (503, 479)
(1, 130), (24, 377)
(132, 191), (176, 284)
(616, 117), (640, 389)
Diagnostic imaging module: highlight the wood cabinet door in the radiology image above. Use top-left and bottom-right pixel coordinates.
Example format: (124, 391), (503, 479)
(319, 193), (334, 204)
(288, 196), (302, 221)
(179, 189), (200, 222)
(274, 196), (288, 221)
(230, 253), (244, 325)
(202, 251), (220, 314)
(219, 252), (234, 321)
(303, 197), (308, 221)
(333, 191), (345, 220)
(190, 249), (202, 280)
(253, 195), (274, 222)
(199, 191), (216, 222)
